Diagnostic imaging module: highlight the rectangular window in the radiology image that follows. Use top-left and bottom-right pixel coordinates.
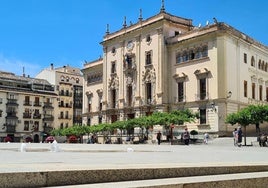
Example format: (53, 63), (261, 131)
(99, 96), (102, 111)
(98, 116), (102, 124)
(145, 51), (152, 65)
(178, 82), (184, 102)
(127, 85), (132, 106)
(125, 55), (132, 69)
(259, 85), (263, 101)
(244, 53), (247, 64)
(24, 121), (29, 131)
(111, 89), (116, 108)
(146, 83), (152, 104)
(34, 121), (39, 131)
(111, 61), (116, 73)
(200, 109), (206, 124)
(199, 78), (206, 100)
(252, 83), (256, 99)
(244, 80), (247, 97)
(34, 97), (40, 106)
(24, 96), (30, 105)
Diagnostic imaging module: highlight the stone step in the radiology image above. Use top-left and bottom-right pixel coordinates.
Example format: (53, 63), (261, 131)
(47, 171), (268, 188)
(2, 165), (268, 187)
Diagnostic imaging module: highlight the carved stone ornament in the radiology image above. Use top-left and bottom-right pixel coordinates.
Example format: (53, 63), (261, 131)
(142, 68), (156, 83)
(108, 75), (119, 89)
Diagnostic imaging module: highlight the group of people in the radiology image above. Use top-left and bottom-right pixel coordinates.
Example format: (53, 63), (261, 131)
(232, 127), (243, 147)
(156, 128), (209, 145)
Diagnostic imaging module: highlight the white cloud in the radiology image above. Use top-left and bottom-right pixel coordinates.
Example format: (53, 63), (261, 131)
(0, 54), (41, 77)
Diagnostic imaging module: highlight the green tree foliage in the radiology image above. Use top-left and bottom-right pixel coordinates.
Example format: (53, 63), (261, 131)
(50, 109), (198, 143)
(225, 105), (268, 145)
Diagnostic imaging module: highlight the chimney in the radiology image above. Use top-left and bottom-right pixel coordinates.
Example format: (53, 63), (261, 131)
(50, 63), (54, 70)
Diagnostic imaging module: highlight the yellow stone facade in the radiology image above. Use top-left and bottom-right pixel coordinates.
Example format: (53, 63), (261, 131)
(82, 10), (268, 136)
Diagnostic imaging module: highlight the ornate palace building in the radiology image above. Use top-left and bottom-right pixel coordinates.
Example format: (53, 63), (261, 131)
(82, 4), (268, 136)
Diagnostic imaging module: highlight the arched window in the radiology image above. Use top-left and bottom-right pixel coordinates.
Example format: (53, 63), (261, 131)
(258, 60), (262, 69)
(182, 51), (188, 62)
(265, 63), (268, 72)
(201, 46), (208, 57)
(176, 53), (183, 64)
(195, 48), (201, 59)
(251, 56), (255, 67)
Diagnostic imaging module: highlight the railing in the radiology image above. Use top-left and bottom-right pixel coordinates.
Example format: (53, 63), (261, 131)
(6, 112), (17, 118)
(23, 101), (32, 106)
(6, 124), (16, 133)
(43, 115), (54, 121)
(23, 113), (32, 118)
(33, 102), (42, 107)
(6, 99), (18, 105)
(43, 102), (54, 109)
(33, 114), (41, 119)
(248, 98), (268, 105)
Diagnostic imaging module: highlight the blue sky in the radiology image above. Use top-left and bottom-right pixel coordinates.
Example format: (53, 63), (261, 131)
(0, 0), (267, 77)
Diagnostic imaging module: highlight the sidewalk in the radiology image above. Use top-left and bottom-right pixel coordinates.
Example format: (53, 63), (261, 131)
(0, 137), (267, 187)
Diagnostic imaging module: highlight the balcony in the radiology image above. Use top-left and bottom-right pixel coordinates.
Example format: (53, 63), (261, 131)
(33, 114), (41, 119)
(6, 99), (18, 106)
(59, 91), (73, 97)
(6, 124), (16, 133)
(33, 102), (42, 107)
(6, 112), (18, 119)
(43, 102), (54, 109)
(43, 126), (53, 133)
(23, 113), (32, 118)
(43, 115), (54, 122)
(23, 101), (32, 106)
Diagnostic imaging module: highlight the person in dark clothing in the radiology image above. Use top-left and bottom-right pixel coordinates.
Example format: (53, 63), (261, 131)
(237, 127), (243, 147)
(156, 131), (162, 145)
(183, 128), (190, 145)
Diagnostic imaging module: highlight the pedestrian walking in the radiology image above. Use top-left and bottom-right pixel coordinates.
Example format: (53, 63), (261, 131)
(156, 131), (162, 145)
(182, 128), (190, 145)
(232, 128), (238, 146)
(204, 132), (209, 144)
(237, 127), (243, 147)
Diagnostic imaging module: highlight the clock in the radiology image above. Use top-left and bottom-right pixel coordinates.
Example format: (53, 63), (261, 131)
(127, 41), (134, 50)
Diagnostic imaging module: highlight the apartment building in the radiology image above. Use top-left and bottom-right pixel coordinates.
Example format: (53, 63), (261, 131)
(36, 64), (83, 129)
(0, 71), (57, 142)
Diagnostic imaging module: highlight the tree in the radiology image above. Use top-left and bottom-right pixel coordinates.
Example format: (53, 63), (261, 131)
(226, 105), (268, 146)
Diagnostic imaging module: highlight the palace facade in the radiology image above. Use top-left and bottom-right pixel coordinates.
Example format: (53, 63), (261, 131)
(82, 7), (268, 136)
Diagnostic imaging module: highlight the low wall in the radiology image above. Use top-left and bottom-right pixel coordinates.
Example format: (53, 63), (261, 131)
(2, 165), (268, 187)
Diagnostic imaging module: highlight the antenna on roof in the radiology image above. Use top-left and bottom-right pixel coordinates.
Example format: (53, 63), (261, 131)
(123, 16), (127, 28)
(160, 0), (165, 13)
(139, 9), (143, 22)
(106, 24), (110, 35)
